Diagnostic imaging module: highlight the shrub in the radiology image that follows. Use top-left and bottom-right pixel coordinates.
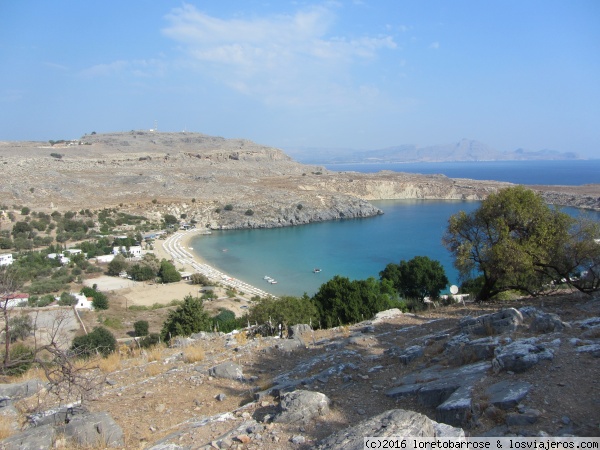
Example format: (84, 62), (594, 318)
(58, 292), (77, 306)
(134, 320), (149, 337)
(71, 327), (117, 358)
(224, 204), (233, 211)
(8, 315), (33, 342)
(245, 209), (254, 216)
(1, 343), (34, 376)
(139, 333), (161, 348)
(248, 295), (319, 329)
(160, 295), (210, 342)
(158, 259), (181, 283)
(190, 273), (210, 285)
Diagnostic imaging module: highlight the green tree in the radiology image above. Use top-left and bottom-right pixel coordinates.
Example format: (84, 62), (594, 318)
(163, 214), (178, 225)
(248, 295), (319, 328)
(107, 254), (128, 276)
(71, 327), (116, 357)
(58, 292), (77, 306)
(82, 286), (109, 310)
(129, 263), (156, 281)
(160, 295), (211, 341)
(133, 320), (149, 337)
(190, 273), (210, 285)
(312, 276), (397, 328)
(443, 186), (600, 300)
(380, 256), (448, 301)
(158, 259), (181, 283)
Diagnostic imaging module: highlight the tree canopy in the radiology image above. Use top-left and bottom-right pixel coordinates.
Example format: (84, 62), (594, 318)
(312, 275), (397, 328)
(380, 256), (448, 301)
(443, 186), (600, 300)
(160, 295), (210, 341)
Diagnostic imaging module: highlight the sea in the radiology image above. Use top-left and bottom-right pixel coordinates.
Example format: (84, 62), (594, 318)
(191, 160), (600, 297)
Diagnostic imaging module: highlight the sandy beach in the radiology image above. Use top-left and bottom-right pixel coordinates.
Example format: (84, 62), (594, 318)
(85, 230), (272, 317)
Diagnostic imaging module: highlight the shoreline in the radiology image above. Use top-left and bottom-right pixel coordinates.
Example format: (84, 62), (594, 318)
(159, 229), (273, 299)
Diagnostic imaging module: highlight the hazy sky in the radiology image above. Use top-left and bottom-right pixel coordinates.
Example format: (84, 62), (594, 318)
(1, 1), (599, 156)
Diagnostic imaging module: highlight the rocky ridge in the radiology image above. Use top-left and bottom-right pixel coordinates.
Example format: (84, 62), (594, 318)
(1, 132), (598, 230)
(1, 294), (599, 449)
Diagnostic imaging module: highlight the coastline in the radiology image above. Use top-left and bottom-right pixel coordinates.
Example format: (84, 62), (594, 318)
(158, 230), (273, 299)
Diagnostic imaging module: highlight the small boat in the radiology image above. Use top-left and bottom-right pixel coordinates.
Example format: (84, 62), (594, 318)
(313, 268), (322, 273)
(264, 276), (274, 282)
(269, 280), (278, 284)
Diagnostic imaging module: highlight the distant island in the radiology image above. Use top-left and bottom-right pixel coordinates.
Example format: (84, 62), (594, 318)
(284, 138), (581, 164)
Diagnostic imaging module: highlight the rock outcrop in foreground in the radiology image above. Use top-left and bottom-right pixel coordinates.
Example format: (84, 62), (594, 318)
(1, 132), (598, 230)
(2, 294), (599, 448)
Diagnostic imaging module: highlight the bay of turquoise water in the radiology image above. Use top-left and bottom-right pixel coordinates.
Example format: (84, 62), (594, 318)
(191, 161), (600, 297)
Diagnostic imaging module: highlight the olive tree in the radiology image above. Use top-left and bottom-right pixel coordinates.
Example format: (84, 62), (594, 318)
(443, 186), (600, 300)
(380, 256), (449, 301)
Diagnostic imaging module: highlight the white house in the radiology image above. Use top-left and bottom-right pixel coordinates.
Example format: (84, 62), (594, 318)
(96, 254), (115, 263)
(113, 245), (142, 258)
(73, 293), (93, 310)
(0, 253), (13, 266)
(47, 253), (70, 265)
(65, 248), (82, 255)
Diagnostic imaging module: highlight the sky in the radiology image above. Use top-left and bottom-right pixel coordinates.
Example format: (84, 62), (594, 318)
(0, 1), (599, 157)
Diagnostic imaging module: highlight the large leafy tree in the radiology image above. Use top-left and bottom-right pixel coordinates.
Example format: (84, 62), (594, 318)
(443, 186), (600, 300)
(158, 259), (181, 283)
(380, 256), (449, 301)
(312, 276), (397, 328)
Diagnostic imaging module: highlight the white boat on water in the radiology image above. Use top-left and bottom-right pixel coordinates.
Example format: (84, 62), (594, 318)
(313, 268), (321, 273)
(269, 280), (278, 284)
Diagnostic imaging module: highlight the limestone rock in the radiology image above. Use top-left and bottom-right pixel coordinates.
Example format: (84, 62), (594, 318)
(0, 423), (55, 450)
(492, 338), (554, 373)
(273, 390), (330, 424)
(63, 411), (124, 447)
(288, 324), (313, 338)
(0, 379), (45, 405)
(208, 361), (244, 380)
(485, 380), (532, 410)
(315, 409), (436, 450)
(460, 308), (523, 336)
(529, 312), (569, 333)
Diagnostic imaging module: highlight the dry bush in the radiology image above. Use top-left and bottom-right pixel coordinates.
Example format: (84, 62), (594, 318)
(233, 331), (248, 345)
(182, 345), (205, 363)
(145, 345), (165, 362)
(97, 352), (121, 373)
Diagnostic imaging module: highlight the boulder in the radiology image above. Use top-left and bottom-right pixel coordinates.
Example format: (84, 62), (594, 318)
(575, 344), (600, 357)
(372, 308), (404, 323)
(28, 404), (88, 427)
(492, 338), (554, 373)
(275, 337), (305, 352)
(398, 345), (424, 365)
(0, 423), (55, 450)
(460, 308), (523, 336)
(288, 324), (313, 338)
(273, 390), (330, 424)
(529, 312), (569, 333)
(208, 361), (244, 380)
(445, 335), (501, 364)
(485, 380), (532, 410)
(63, 411), (124, 447)
(315, 409), (435, 450)
(0, 379), (45, 406)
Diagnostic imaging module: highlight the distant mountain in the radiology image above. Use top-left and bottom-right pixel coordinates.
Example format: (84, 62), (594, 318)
(284, 139), (582, 164)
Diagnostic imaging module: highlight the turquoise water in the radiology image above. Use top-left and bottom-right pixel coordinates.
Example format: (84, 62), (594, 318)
(191, 200), (600, 297)
(191, 200), (481, 297)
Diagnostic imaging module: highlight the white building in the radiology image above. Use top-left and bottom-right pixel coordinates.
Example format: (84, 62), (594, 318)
(73, 293), (94, 310)
(96, 254), (115, 263)
(113, 245), (142, 258)
(0, 253), (13, 266)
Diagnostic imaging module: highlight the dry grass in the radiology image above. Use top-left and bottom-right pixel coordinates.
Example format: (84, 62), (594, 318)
(16, 365), (48, 383)
(182, 344), (205, 364)
(145, 344), (165, 362)
(97, 352), (121, 373)
(233, 331), (248, 345)
(0, 420), (14, 440)
(145, 363), (164, 377)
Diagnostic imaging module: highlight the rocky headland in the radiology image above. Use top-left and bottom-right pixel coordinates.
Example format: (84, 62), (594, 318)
(1, 131), (598, 229)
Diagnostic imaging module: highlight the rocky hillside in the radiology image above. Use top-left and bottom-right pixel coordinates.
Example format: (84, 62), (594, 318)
(1, 294), (599, 448)
(0, 132), (598, 231)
